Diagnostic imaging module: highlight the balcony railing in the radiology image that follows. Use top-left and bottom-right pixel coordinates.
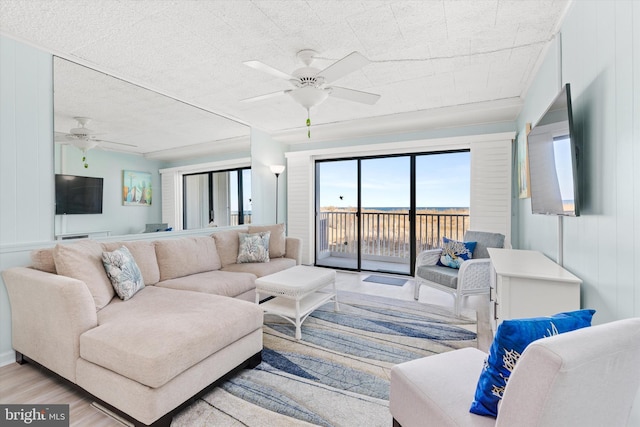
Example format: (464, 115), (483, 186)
(318, 210), (470, 261)
(230, 213), (252, 226)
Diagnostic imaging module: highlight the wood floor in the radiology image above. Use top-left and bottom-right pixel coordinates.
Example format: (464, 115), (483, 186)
(0, 271), (492, 426)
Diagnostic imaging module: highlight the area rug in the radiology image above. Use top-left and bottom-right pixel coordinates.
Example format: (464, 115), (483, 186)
(362, 274), (408, 286)
(171, 291), (477, 427)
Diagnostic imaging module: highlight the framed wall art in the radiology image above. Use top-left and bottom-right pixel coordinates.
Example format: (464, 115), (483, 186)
(518, 123), (531, 199)
(123, 170), (152, 206)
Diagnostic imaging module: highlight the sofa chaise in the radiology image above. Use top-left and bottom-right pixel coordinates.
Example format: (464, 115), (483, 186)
(2, 224), (301, 427)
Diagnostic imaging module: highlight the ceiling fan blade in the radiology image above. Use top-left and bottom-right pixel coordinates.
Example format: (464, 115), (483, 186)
(243, 60), (295, 80)
(329, 86), (381, 105)
(316, 51), (370, 84)
(240, 90), (290, 103)
(54, 132), (71, 142)
(96, 139), (138, 148)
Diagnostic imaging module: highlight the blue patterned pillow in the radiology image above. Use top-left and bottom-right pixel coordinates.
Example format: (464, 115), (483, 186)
(437, 237), (477, 268)
(470, 309), (595, 417)
(102, 246), (144, 300)
(237, 231), (270, 263)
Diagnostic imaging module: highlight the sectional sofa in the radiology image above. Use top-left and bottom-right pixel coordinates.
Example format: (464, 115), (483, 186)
(1, 224), (301, 427)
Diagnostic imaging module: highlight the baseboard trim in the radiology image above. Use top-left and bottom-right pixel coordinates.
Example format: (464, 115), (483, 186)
(0, 350), (16, 367)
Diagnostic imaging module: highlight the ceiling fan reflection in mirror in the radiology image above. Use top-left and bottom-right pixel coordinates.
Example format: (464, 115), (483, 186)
(55, 117), (137, 168)
(241, 49), (381, 138)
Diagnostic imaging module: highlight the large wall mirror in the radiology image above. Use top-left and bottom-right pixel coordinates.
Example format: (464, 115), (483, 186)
(53, 57), (251, 239)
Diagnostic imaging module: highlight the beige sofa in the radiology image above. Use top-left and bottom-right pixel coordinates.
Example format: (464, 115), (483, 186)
(2, 224), (301, 427)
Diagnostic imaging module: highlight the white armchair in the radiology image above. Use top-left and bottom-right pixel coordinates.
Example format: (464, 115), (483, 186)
(414, 231), (505, 316)
(390, 317), (640, 427)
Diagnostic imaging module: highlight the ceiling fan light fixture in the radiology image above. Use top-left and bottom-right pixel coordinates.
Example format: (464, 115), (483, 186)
(288, 86), (329, 110)
(72, 139), (98, 151)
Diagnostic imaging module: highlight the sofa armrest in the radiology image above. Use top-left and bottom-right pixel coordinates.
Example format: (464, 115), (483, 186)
(1, 267), (98, 382)
(416, 248), (442, 267)
(285, 237), (302, 265)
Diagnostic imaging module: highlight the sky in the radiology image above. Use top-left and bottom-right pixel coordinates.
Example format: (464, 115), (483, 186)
(318, 151), (470, 208)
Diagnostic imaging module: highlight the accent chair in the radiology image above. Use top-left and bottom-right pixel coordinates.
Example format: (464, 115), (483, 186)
(414, 230), (505, 316)
(390, 317), (640, 427)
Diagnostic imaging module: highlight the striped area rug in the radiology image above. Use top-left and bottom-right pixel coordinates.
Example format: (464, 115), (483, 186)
(172, 291), (477, 427)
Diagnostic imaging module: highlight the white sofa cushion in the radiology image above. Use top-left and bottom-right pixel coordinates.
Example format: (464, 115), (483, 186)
(154, 236), (222, 281)
(79, 286), (263, 388)
(390, 347), (495, 427)
(53, 240), (115, 310)
(155, 270), (256, 298)
(211, 227), (248, 267)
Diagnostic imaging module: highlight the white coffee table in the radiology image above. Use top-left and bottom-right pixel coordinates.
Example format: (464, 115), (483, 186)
(255, 265), (338, 340)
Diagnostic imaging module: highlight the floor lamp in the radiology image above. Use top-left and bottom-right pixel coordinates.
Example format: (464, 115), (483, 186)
(270, 165), (285, 223)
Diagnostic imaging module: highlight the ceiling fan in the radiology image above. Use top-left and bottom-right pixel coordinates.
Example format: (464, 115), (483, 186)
(241, 49), (381, 137)
(55, 117), (137, 168)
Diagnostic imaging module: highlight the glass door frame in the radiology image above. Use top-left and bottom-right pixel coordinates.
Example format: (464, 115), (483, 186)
(314, 149), (469, 276)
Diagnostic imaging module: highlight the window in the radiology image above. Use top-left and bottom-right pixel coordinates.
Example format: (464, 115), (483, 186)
(183, 168), (251, 229)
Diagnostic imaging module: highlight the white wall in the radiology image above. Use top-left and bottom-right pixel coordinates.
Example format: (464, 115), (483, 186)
(515, 0), (639, 323)
(0, 36), (54, 365)
(0, 36), (54, 245)
(514, 2), (639, 423)
(250, 128), (286, 225)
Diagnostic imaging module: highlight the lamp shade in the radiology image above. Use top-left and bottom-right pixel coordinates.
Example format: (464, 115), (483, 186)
(288, 86), (329, 110)
(270, 165), (285, 175)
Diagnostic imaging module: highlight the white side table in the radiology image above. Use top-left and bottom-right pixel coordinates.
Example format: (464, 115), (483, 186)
(255, 266), (338, 340)
(488, 248), (582, 332)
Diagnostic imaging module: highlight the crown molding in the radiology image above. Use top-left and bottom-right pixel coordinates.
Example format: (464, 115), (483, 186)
(272, 97), (523, 144)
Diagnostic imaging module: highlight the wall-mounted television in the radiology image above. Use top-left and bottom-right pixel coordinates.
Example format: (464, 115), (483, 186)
(527, 83), (580, 216)
(55, 174), (104, 215)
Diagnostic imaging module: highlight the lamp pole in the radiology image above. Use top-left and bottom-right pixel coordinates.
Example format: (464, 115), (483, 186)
(270, 165), (285, 223)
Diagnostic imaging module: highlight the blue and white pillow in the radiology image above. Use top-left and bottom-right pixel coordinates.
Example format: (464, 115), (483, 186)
(437, 237), (477, 269)
(102, 246), (144, 300)
(469, 309), (596, 417)
(237, 231), (270, 263)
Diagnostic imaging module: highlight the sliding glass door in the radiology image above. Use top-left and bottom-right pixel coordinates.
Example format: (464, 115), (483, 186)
(415, 152), (470, 252)
(183, 167), (251, 229)
(315, 151), (470, 275)
(315, 160), (359, 270)
(360, 156), (411, 274)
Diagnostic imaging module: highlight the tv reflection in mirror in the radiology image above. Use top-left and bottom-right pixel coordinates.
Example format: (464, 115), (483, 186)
(527, 83), (580, 216)
(55, 174), (104, 215)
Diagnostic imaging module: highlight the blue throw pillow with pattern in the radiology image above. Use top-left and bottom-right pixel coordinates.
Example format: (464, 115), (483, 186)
(437, 237), (477, 268)
(469, 309), (595, 417)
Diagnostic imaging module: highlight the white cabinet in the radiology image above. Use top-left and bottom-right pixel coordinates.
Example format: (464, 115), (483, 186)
(488, 248), (582, 332)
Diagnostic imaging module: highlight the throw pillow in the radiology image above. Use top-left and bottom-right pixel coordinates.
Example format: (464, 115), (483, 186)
(248, 223), (286, 258)
(102, 246), (145, 301)
(469, 309), (596, 417)
(437, 237), (477, 268)
(237, 231), (270, 263)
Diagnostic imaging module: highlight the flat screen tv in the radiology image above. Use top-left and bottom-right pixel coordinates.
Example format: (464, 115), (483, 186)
(55, 174), (104, 215)
(527, 83), (580, 216)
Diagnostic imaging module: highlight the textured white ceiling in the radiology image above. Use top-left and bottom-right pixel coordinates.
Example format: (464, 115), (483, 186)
(0, 0), (570, 158)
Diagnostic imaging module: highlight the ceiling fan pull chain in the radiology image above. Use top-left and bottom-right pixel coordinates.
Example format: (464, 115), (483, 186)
(306, 108), (311, 139)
